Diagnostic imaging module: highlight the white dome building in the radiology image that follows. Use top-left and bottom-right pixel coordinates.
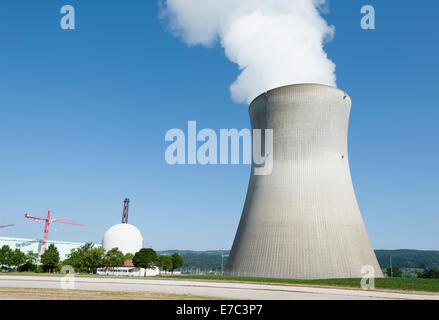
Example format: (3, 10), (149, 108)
(102, 223), (143, 255)
(98, 199), (159, 277)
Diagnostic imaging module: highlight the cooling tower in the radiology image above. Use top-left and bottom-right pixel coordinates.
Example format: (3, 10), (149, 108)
(226, 83), (383, 279)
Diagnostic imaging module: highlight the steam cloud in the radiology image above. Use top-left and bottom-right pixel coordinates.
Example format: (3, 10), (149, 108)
(160, 0), (337, 105)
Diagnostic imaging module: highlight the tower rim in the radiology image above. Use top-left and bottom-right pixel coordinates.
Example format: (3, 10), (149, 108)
(249, 83), (350, 108)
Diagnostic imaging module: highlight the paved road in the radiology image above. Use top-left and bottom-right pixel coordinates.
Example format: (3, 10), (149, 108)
(0, 275), (438, 300)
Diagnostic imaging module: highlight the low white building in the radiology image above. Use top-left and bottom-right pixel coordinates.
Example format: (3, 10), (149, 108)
(159, 270), (182, 275)
(0, 237), (99, 260)
(97, 259), (159, 277)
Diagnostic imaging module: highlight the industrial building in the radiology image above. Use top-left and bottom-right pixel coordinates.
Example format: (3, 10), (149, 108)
(0, 237), (99, 261)
(226, 84), (383, 279)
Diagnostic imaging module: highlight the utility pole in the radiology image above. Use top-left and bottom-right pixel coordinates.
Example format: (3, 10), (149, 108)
(221, 249), (224, 276)
(390, 255), (393, 278)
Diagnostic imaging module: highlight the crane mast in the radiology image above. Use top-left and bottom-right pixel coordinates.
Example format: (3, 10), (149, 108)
(121, 198), (129, 224)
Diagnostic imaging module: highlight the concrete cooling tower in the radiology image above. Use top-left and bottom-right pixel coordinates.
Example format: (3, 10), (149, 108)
(225, 83), (383, 279)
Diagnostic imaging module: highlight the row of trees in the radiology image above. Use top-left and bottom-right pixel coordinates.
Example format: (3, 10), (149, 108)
(1, 243), (184, 276)
(63, 243), (128, 274)
(0, 245), (39, 271)
(417, 268), (439, 279)
(132, 248), (184, 275)
(63, 244), (184, 274)
(386, 266), (439, 279)
(0, 244), (56, 272)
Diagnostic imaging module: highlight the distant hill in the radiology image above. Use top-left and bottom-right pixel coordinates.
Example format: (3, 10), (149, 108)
(158, 250), (230, 272)
(375, 249), (439, 269)
(158, 249), (439, 272)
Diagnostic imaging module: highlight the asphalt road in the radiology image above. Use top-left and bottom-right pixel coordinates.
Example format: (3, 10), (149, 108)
(0, 275), (438, 300)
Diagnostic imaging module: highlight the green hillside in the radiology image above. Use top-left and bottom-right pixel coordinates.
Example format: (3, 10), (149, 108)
(158, 250), (229, 272)
(375, 249), (439, 269)
(158, 249), (439, 273)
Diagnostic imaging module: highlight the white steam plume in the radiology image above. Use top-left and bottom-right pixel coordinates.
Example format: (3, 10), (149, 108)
(160, 0), (337, 105)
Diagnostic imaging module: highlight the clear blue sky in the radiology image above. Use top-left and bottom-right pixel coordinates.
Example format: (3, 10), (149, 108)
(0, 1), (437, 251)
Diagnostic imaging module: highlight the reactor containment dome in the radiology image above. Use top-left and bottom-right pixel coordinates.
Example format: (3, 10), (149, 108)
(102, 223), (143, 255)
(102, 199), (143, 255)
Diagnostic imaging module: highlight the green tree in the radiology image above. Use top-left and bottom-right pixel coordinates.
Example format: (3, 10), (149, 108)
(83, 247), (106, 274)
(133, 248), (158, 276)
(104, 248), (125, 269)
(77, 242), (95, 255)
(417, 268), (439, 279)
(124, 253), (134, 261)
(157, 255), (173, 273)
(23, 251), (39, 272)
(63, 242), (96, 273)
(386, 266), (403, 278)
(0, 245), (12, 270)
(9, 249), (26, 271)
(40, 244), (60, 273)
(170, 253), (184, 273)
(63, 249), (84, 273)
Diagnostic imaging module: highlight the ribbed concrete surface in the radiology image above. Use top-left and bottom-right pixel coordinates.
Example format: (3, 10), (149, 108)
(226, 84), (383, 279)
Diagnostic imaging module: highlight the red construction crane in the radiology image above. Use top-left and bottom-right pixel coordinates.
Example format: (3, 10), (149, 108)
(121, 198), (129, 224)
(0, 224), (14, 229)
(25, 211), (84, 255)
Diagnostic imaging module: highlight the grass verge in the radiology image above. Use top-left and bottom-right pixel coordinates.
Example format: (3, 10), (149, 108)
(156, 275), (439, 294)
(0, 287), (218, 300)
